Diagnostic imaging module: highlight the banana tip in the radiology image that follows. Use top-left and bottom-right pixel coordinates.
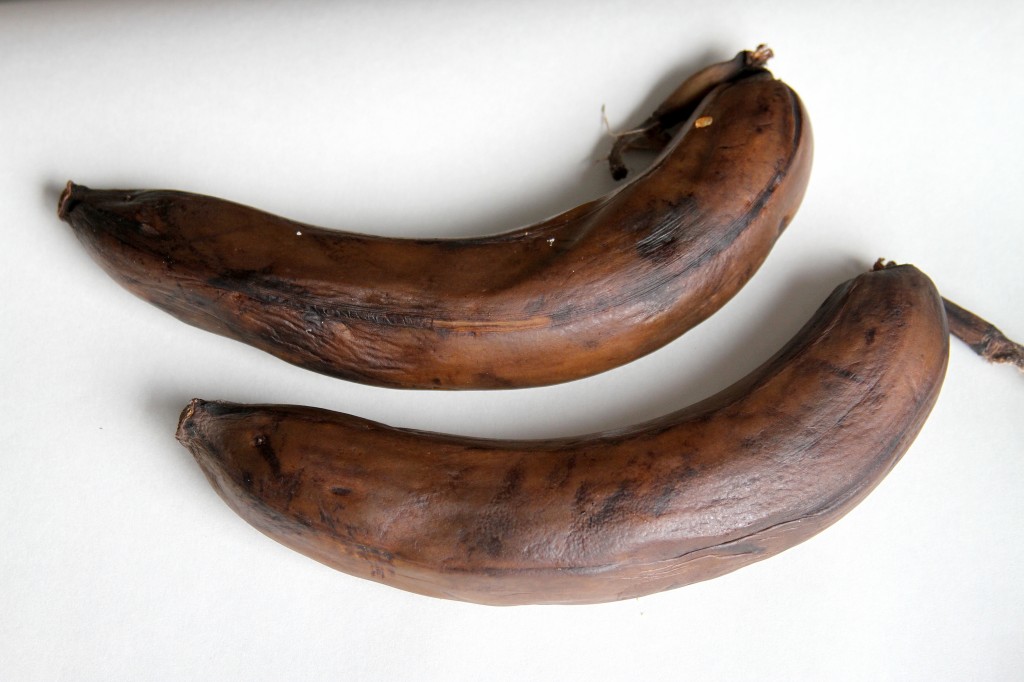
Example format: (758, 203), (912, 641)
(176, 398), (207, 444)
(57, 181), (81, 220)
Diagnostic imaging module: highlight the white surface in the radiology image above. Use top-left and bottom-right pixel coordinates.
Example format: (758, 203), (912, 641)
(2, 2), (1022, 680)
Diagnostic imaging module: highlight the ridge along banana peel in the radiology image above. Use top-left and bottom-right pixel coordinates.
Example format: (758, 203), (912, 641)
(177, 263), (949, 606)
(58, 46), (812, 389)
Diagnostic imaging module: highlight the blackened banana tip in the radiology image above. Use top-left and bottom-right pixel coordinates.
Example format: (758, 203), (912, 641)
(57, 181), (82, 221)
(176, 398), (207, 444)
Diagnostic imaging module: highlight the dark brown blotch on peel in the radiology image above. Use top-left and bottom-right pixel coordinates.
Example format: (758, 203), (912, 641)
(585, 482), (636, 530)
(494, 464), (525, 502)
(252, 435), (281, 476)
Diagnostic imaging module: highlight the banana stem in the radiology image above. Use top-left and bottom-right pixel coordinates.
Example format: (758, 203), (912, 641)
(943, 298), (1024, 371)
(873, 258), (1021, 371)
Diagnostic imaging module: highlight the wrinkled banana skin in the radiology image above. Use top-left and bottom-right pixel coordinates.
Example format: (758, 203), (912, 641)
(60, 61), (811, 389)
(178, 265), (948, 605)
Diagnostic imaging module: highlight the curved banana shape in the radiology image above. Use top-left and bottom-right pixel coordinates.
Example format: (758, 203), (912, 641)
(59, 48), (812, 389)
(176, 264), (949, 605)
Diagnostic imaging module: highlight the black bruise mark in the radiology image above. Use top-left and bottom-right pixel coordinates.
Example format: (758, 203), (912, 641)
(547, 454), (577, 488)
(462, 464), (527, 560)
(352, 543), (395, 563)
(481, 534), (503, 557)
(574, 481), (594, 510)
(650, 464), (700, 517)
(253, 434), (281, 477)
(883, 301), (910, 327)
(318, 505), (339, 532)
(826, 363), (865, 384)
(523, 295), (547, 316)
(206, 272), (437, 330)
(494, 463), (525, 503)
(549, 304), (575, 326)
(865, 327), (877, 345)
(330, 486), (352, 496)
(467, 509), (515, 559)
(177, 416), (201, 442)
(586, 482), (636, 530)
(241, 471), (254, 489)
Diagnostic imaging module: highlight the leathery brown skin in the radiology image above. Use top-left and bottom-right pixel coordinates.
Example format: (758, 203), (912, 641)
(58, 49), (812, 389)
(607, 44), (775, 179)
(176, 264), (948, 605)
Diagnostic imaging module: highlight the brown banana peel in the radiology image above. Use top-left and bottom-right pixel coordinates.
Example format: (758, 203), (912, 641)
(59, 47), (812, 389)
(177, 264), (950, 605)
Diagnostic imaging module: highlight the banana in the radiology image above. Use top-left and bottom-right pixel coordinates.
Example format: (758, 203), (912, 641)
(176, 263), (949, 605)
(59, 47), (812, 389)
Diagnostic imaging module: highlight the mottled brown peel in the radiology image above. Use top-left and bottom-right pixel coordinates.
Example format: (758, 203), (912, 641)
(177, 265), (949, 605)
(875, 258), (1022, 371)
(59, 49), (812, 389)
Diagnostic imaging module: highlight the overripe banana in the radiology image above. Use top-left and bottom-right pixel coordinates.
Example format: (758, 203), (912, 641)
(59, 47), (812, 389)
(176, 263), (949, 605)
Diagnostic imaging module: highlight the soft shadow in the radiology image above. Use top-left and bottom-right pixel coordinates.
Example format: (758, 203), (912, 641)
(42, 178), (67, 215)
(142, 389), (209, 484)
(564, 251), (870, 434)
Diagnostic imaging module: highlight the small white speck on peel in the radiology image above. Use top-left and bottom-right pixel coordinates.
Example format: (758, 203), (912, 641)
(695, 116), (713, 129)
(296, 231), (302, 236)
(547, 238), (555, 246)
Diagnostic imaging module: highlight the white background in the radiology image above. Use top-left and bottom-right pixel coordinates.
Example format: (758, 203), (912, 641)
(2, 2), (1022, 680)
